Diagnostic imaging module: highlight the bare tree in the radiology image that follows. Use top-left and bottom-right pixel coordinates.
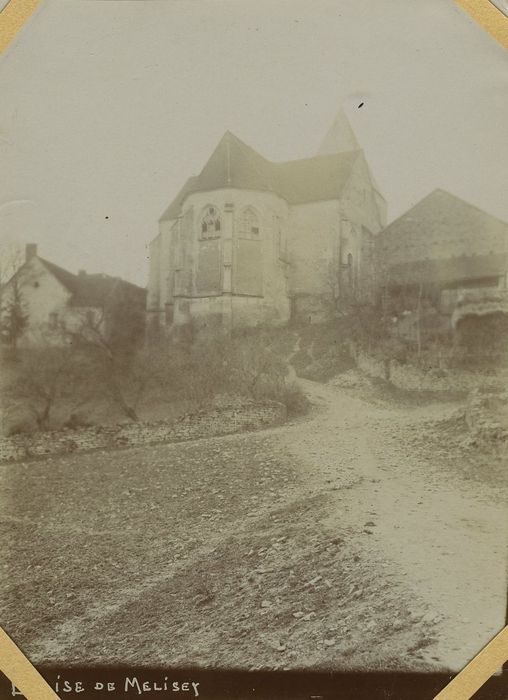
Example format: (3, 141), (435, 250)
(69, 304), (147, 422)
(0, 243), (24, 284)
(4, 343), (91, 431)
(0, 245), (28, 354)
(415, 281), (423, 360)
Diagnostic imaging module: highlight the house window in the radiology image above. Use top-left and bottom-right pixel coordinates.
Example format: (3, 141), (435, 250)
(200, 206), (221, 239)
(48, 312), (59, 329)
(238, 207), (260, 239)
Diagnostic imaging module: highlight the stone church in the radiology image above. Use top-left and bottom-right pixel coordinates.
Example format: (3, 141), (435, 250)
(147, 113), (387, 337)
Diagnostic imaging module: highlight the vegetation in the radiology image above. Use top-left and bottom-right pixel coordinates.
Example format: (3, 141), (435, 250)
(0, 245), (28, 355)
(1, 323), (308, 436)
(3, 346), (95, 432)
(4, 285), (506, 438)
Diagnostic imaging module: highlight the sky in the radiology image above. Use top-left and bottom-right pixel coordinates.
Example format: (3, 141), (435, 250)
(1, 0), (507, 286)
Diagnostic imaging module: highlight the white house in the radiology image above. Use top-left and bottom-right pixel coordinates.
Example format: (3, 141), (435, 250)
(1, 244), (146, 347)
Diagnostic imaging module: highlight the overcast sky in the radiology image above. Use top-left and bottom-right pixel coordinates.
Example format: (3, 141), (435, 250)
(1, 0), (507, 285)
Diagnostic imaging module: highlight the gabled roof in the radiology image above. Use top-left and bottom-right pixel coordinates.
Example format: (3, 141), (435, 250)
(71, 273), (145, 307)
(377, 189), (508, 286)
(379, 189), (508, 248)
(40, 258), (80, 294)
(160, 131), (361, 220)
(37, 258), (146, 307)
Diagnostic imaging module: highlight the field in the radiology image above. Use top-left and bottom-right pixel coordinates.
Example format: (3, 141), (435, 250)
(1, 374), (506, 673)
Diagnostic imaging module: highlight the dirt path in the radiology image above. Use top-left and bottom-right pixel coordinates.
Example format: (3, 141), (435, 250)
(281, 378), (508, 670)
(1, 377), (506, 672)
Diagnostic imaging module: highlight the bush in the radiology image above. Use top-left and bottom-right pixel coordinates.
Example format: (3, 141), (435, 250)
(282, 383), (310, 416)
(63, 412), (93, 429)
(175, 332), (288, 405)
(2, 329), (310, 434)
(346, 301), (391, 351)
(2, 412), (37, 437)
(3, 346), (96, 432)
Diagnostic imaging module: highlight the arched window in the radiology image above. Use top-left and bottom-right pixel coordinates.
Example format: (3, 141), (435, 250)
(238, 207), (260, 239)
(200, 206), (221, 239)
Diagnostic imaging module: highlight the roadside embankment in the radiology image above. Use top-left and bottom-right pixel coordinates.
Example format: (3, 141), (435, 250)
(0, 399), (287, 464)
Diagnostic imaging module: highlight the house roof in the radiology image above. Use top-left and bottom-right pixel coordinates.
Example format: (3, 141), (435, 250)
(379, 189), (508, 251)
(160, 131), (361, 220)
(377, 189), (508, 286)
(39, 258), (146, 307)
(40, 258), (80, 294)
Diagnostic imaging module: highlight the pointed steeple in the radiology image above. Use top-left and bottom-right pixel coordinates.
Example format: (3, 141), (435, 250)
(318, 110), (360, 155)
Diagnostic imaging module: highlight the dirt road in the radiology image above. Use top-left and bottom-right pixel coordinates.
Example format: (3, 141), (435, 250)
(1, 377), (506, 671)
(281, 378), (508, 671)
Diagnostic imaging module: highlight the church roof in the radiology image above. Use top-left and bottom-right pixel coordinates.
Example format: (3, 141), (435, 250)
(318, 109), (360, 155)
(161, 177), (200, 221)
(276, 151), (361, 205)
(160, 131), (361, 220)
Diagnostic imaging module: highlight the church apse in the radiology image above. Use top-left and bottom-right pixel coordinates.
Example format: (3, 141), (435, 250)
(164, 189), (290, 334)
(233, 206), (263, 297)
(195, 205), (222, 296)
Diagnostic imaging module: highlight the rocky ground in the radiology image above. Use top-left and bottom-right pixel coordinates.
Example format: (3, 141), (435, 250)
(1, 372), (506, 673)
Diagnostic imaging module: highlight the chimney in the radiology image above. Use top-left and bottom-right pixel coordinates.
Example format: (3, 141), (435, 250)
(25, 243), (37, 262)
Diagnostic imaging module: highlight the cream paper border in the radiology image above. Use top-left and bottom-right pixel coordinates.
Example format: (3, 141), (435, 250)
(0, 0), (506, 698)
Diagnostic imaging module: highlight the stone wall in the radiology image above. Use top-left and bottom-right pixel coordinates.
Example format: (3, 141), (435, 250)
(356, 351), (506, 393)
(0, 401), (287, 464)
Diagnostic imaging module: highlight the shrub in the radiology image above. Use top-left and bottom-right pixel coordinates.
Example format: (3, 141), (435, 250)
(282, 383), (310, 416)
(3, 412), (37, 437)
(2, 328), (308, 433)
(3, 346), (96, 431)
